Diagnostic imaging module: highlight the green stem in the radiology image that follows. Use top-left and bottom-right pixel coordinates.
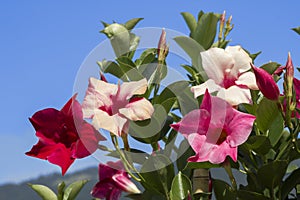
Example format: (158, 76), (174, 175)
(223, 159), (237, 192)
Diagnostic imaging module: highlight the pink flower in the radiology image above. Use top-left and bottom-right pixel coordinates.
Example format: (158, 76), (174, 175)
(91, 161), (140, 200)
(26, 95), (105, 175)
(191, 46), (258, 106)
(82, 78), (154, 136)
(251, 63), (280, 101)
(171, 90), (256, 164)
(293, 78), (300, 118)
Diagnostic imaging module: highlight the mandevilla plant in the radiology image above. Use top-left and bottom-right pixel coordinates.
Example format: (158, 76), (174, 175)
(26, 10), (300, 200)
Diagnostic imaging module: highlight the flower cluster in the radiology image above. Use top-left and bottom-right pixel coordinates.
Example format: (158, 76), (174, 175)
(26, 12), (300, 200)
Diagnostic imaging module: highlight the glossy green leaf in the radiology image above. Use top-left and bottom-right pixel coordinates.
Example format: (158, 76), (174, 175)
(124, 18), (143, 30)
(140, 154), (175, 197)
(29, 184), (57, 200)
(174, 36), (206, 76)
(292, 26), (300, 35)
(170, 172), (192, 200)
(102, 23), (130, 57)
(260, 62), (281, 74)
(282, 167), (300, 199)
(191, 12), (219, 50)
(238, 190), (270, 200)
(242, 135), (272, 155)
(107, 148), (149, 164)
(256, 98), (284, 146)
(213, 179), (236, 199)
(181, 12), (197, 34)
(63, 180), (88, 200)
(257, 160), (288, 190)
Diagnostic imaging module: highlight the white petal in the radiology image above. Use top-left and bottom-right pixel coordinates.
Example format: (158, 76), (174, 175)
(225, 46), (252, 75)
(119, 98), (154, 121)
(92, 110), (128, 136)
(201, 48), (234, 84)
(82, 77), (117, 118)
(217, 86), (252, 105)
(117, 78), (148, 100)
(191, 79), (222, 98)
(236, 72), (259, 90)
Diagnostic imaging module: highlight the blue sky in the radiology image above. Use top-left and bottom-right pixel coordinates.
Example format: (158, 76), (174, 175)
(1, 0), (300, 185)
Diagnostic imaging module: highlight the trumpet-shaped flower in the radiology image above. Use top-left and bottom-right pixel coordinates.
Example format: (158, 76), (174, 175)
(191, 46), (258, 106)
(91, 161), (140, 200)
(171, 90), (256, 164)
(26, 95), (105, 175)
(82, 78), (154, 136)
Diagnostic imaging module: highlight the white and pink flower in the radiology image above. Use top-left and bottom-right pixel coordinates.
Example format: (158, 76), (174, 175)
(82, 77), (154, 136)
(191, 46), (258, 106)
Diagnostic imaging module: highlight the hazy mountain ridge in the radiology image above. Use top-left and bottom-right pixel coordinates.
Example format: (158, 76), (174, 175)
(0, 167), (98, 200)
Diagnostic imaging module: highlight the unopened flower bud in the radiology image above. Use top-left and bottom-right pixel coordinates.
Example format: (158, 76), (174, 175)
(251, 63), (280, 100)
(157, 29), (169, 62)
(284, 53), (294, 98)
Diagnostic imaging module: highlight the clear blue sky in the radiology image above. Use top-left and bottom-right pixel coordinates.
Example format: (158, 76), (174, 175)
(1, 0), (300, 185)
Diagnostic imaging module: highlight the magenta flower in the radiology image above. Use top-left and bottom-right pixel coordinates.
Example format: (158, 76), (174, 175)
(26, 95), (105, 175)
(91, 161), (140, 200)
(293, 78), (300, 118)
(82, 78), (154, 136)
(171, 90), (256, 164)
(191, 46), (258, 106)
(251, 63), (280, 101)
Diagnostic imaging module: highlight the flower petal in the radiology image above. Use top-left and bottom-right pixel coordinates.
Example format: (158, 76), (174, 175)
(225, 46), (252, 75)
(191, 79), (222, 98)
(112, 173), (141, 194)
(217, 86), (252, 105)
(92, 110), (128, 136)
(91, 181), (115, 199)
(61, 94), (83, 121)
(117, 78), (148, 101)
(226, 110), (256, 147)
(201, 47), (234, 85)
(235, 71), (258, 90)
(82, 77), (117, 118)
(171, 109), (210, 136)
(119, 97), (154, 121)
(208, 142), (237, 163)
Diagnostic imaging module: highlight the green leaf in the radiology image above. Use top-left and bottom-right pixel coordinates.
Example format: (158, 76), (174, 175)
(107, 148), (149, 164)
(257, 160), (288, 190)
(63, 180), (88, 200)
(129, 104), (173, 144)
(292, 26), (300, 35)
(260, 62), (281, 74)
(238, 190), (270, 200)
(29, 184), (57, 200)
(135, 48), (156, 67)
(181, 12), (197, 34)
(256, 98), (284, 146)
(173, 36), (206, 76)
(100, 20), (110, 28)
(124, 18), (143, 30)
(186, 161), (220, 169)
(140, 154), (175, 197)
(242, 135), (272, 155)
(57, 182), (65, 200)
(102, 23), (131, 57)
(191, 12), (219, 50)
(170, 172), (192, 200)
(282, 167), (300, 199)
(213, 179), (236, 199)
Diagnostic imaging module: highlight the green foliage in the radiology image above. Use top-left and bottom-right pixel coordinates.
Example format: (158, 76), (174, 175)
(29, 180), (88, 200)
(291, 26), (300, 35)
(170, 172), (192, 200)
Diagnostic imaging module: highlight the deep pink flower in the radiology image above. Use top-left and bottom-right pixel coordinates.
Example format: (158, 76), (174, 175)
(191, 46), (258, 106)
(91, 161), (140, 200)
(82, 78), (154, 136)
(171, 90), (256, 164)
(26, 95), (105, 175)
(293, 78), (300, 118)
(251, 63), (280, 101)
